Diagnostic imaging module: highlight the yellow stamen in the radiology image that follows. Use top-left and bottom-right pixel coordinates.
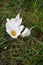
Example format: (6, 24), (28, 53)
(11, 30), (16, 36)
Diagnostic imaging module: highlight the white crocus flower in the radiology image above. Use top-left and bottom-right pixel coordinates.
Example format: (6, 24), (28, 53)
(21, 26), (36, 37)
(6, 14), (24, 38)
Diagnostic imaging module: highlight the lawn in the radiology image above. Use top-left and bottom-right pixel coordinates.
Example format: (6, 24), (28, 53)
(0, 0), (43, 65)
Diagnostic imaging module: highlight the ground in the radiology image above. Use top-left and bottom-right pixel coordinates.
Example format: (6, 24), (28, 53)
(0, 0), (43, 65)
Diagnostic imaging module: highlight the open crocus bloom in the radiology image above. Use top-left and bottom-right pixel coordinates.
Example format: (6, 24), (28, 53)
(6, 14), (24, 38)
(21, 28), (30, 37)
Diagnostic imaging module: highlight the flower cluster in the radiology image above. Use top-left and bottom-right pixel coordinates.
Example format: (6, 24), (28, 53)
(6, 14), (35, 38)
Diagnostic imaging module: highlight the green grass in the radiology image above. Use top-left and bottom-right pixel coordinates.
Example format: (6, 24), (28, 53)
(0, 0), (43, 65)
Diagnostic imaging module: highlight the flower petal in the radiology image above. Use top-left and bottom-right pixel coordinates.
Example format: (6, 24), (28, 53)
(18, 25), (24, 32)
(10, 18), (15, 23)
(6, 22), (11, 31)
(15, 13), (20, 20)
(15, 14), (22, 26)
(16, 18), (22, 26)
(6, 28), (11, 35)
(6, 21), (14, 30)
(21, 28), (30, 37)
(6, 18), (10, 22)
(10, 18), (22, 27)
(6, 18), (18, 30)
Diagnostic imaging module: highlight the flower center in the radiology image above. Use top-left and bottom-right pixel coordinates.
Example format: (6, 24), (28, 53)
(11, 30), (16, 36)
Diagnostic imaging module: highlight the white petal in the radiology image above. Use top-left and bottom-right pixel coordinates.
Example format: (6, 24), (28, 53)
(15, 14), (22, 26)
(6, 18), (18, 30)
(18, 25), (24, 32)
(6, 14), (22, 27)
(10, 18), (22, 27)
(10, 18), (17, 28)
(6, 22), (11, 31)
(6, 28), (11, 35)
(15, 13), (20, 20)
(21, 28), (29, 34)
(10, 18), (15, 24)
(11, 18), (22, 27)
(21, 28), (31, 37)
(16, 18), (22, 26)
(6, 21), (14, 30)
(6, 18), (10, 22)
(6, 18), (16, 29)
